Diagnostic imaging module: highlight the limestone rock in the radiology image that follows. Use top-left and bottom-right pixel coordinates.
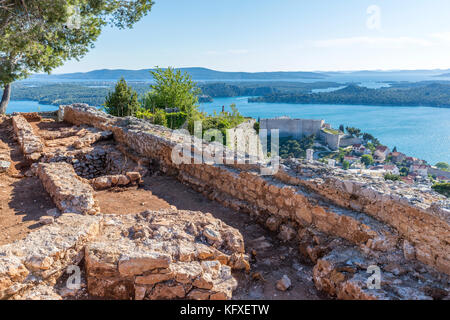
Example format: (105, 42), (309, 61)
(85, 210), (247, 300)
(0, 160), (11, 173)
(276, 275), (291, 291)
(37, 162), (100, 215)
(12, 115), (44, 161)
(39, 216), (54, 225)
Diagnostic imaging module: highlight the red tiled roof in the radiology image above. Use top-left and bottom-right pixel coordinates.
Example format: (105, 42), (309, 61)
(376, 146), (389, 152)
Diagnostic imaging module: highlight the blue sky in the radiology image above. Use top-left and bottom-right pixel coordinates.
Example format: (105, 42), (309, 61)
(54, 0), (450, 73)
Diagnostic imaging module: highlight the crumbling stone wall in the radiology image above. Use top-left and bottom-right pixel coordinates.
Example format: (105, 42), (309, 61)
(0, 214), (101, 300)
(12, 114), (44, 161)
(85, 210), (248, 300)
(36, 162), (100, 215)
(0, 210), (248, 300)
(275, 164), (450, 275)
(62, 104), (450, 278)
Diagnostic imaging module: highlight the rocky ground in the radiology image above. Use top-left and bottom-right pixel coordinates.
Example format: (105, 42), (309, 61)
(0, 114), (327, 300)
(0, 109), (448, 300)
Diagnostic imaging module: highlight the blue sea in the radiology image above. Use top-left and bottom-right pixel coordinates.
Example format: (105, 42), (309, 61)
(200, 97), (450, 165)
(6, 98), (450, 165)
(7, 100), (59, 113)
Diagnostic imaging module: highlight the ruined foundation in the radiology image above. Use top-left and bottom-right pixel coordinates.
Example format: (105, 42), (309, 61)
(0, 104), (448, 300)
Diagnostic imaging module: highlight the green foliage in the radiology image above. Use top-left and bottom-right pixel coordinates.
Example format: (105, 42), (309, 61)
(342, 160), (350, 170)
(361, 154), (374, 166)
(198, 82), (342, 97)
(339, 124), (345, 132)
(278, 135), (315, 159)
(363, 133), (374, 141)
(136, 108), (187, 129)
(143, 67), (201, 115)
(366, 142), (376, 153)
(345, 126), (361, 137)
(153, 109), (167, 126)
(0, 0), (154, 112)
(400, 167), (409, 176)
(104, 78), (140, 117)
(253, 121), (260, 134)
(166, 112), (188, 129)
(431, 183), (450, 198)
(248, 83), (450, 108)
(384, 173), (401, 181)
(435, 162), (450, 172)
(135, 108), (153, 120)
(188, 104), (245, 144)
(335, 147), (350, 162)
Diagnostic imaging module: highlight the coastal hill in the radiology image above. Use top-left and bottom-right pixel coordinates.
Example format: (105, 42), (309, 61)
(249, 83), (450, 108)
(30, 67), (327, 81)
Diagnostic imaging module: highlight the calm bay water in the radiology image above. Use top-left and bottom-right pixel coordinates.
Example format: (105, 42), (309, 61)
(7, 100), (58, 113)
(6, 98), (450, 165)
(200, 97), (450, 165)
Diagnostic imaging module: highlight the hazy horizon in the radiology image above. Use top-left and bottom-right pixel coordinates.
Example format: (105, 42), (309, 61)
(40, 66), (450, 76)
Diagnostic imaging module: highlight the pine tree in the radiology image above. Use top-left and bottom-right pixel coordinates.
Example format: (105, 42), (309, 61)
(0, 0), (154, 114)
(104, 78), (140, 117)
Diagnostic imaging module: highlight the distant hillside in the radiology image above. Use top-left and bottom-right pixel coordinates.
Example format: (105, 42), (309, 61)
(249, 83), (450, 108)
(436, 73), (450, 78)
(31, 67), (327, 81)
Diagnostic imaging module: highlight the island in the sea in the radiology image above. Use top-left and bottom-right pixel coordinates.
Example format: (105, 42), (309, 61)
(249, 83), (450, 108)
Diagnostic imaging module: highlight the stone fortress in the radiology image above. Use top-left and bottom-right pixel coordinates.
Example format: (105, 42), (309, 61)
(260, 117), (361, 150)
(0, 104), (449, 300)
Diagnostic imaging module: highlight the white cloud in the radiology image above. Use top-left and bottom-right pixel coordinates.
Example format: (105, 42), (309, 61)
(430, 32), (450, 43)
(313, 36), (433, 49)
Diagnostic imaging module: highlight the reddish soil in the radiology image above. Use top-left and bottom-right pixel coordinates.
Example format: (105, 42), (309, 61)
(0, 118), (54, 245)
(1, 117), (326, 299)
(96, 174), (328, 300)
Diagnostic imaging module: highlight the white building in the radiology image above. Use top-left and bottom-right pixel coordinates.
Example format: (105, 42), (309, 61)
(410, 165), (428, 177)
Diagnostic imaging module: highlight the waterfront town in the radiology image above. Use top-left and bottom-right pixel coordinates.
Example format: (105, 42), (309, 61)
(260, 116), (450, 188)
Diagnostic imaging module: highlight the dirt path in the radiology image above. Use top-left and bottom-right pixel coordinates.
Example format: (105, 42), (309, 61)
(0, 118), (55, 245)
(96, 174), (328, 300)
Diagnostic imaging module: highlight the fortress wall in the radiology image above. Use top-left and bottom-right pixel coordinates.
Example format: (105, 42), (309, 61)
(300, 119), (324, 136)
(260, 118), (324, 139)
(429, 167), (450, 180)
(340, 136), (363, 147)
(63, 105), (450, 275)
(319, 131), (341, 150)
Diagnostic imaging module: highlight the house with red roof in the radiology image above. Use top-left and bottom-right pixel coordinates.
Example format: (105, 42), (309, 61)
(384, 165), (400, 175)
(390, 152), (406, 164)
(410, 164), (429, 177)
(374, 145), (390, 162)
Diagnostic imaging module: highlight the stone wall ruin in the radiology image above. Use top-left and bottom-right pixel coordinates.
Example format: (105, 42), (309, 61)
(0, 104), (448, 300)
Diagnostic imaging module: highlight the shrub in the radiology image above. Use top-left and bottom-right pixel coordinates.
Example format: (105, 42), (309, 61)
(166, 112), (188, 129)
(361, 154), (374, 166)
(384, 173), (400, 181)
(104, 78), (140, 117)
(435, 162), (450, 172)
(342, 160), (350, 170)
(135, 108), (154, 120)
(253, 121), (260, 134)
(432, 183), (450, 197)
(153, 109), (167, 126)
